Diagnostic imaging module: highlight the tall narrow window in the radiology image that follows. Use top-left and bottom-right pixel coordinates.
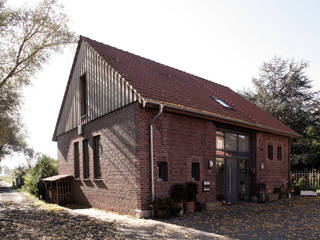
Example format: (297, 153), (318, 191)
(80, 74), (87, 116)
(74, 142), (80, 178)
(192, 162), (200, 180)
(93, 135), (101, 179)
(277, 146), (282, 161)
(158, 162), (168, 181)
(267, 144), (273, 160)
(83, 139), (89, 178)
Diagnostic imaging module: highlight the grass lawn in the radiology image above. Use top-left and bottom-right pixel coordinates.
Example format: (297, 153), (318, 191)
(0, 175), (14, 186)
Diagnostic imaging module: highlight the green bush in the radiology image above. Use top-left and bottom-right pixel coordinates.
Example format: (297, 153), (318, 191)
(150, 198), (181, 218)
(23, 155), (57, 196)
(170, 183), (186, 202)
(185, 182), (198, 202)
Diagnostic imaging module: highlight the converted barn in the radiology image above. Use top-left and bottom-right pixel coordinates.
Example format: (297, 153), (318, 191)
(53, 36), (298, 216)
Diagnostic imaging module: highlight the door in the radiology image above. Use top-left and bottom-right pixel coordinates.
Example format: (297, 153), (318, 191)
(225, 158), (238, 203)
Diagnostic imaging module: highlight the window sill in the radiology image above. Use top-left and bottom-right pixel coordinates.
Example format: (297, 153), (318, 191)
(93, 178), (103, 181)
(83, 178), (90, 181)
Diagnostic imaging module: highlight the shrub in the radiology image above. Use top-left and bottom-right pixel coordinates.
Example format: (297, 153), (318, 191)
(150, 198), (181, 218)
(170, 184), (186, 202)
(185, 182), (198, 202)
(23, 155), (58, 196)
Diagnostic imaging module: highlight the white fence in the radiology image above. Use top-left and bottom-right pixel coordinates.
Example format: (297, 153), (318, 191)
(290, 170), (320, 188)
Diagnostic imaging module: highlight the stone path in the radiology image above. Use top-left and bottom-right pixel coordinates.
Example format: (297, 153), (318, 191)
(69, 208), (229, 240)
(0, 180), (26, 203)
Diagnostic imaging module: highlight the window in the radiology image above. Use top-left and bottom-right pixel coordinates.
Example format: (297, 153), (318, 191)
(225, 133), (237, 151)
(267, 144), (273, 160)
(80, 74), (87, 116)
(74, 142), (80, 178)
(83, 139), (89, 178)
(238, 135), (249, 152)
(210, 96), (232, 109)
(216, 135), (224, 150)
(93, 135), (101, 179)
(277, 146), (282, 161)
(158, 162), (168, 181)
(192, 162), (200, 180)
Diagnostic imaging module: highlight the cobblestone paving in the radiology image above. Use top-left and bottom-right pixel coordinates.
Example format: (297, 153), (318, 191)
(165, 196), (320, 240)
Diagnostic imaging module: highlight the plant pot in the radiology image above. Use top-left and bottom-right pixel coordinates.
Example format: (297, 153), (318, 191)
(176, 202), (184, 216)
(184, 201), (195, 214)
(157, 209), (169, 218)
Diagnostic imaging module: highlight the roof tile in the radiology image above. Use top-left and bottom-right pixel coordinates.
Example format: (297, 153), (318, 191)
(81, 36), (298, 137)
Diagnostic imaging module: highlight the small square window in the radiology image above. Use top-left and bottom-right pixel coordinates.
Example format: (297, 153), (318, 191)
(267, 144), (273, 160)
(277, 146), (282, 161)
(192, 162), (200, 180)
(158, 162), (168, 181)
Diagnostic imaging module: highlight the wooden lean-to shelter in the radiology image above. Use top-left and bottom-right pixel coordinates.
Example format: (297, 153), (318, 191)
(42, 174), (73, 204)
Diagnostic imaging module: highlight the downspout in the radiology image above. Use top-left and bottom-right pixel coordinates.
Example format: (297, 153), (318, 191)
(150, 104), (164, 204)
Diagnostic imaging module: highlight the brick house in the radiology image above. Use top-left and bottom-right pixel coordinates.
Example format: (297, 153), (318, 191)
(53, 36), (298, 217)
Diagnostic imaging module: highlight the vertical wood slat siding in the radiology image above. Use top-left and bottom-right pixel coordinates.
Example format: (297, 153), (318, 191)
(56, 41), (140, 136)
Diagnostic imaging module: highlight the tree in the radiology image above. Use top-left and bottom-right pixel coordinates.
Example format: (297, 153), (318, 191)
(0, 0), (76, 160)
(242, 56), (320, 170)
(24, 154), (57, 195)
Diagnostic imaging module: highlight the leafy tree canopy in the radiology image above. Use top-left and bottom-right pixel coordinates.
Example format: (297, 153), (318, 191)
(0, 0), (76, 160)
(241, 56), (320, 170)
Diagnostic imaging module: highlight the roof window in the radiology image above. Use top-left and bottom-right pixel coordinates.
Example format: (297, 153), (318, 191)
(210, 96), (232, 109)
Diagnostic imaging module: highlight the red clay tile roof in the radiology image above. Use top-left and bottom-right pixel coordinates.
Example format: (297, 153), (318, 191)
(81, 36), (298, 137)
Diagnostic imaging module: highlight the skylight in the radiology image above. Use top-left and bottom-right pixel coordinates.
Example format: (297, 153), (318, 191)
(210, 96), (232, 109)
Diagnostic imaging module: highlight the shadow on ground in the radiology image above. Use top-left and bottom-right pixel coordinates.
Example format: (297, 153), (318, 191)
(0, 201), (124, 240)
(160, 196), (320, 240)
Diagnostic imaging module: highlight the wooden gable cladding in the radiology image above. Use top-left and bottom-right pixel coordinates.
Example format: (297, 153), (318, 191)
(55, 40), (141, 138)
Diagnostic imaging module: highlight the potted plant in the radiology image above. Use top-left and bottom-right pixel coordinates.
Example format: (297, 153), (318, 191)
(150, 198), (181, 218)
(170, 184), (186, 216)
(150, 198), (169, 218)
(184, 182), (198, 214)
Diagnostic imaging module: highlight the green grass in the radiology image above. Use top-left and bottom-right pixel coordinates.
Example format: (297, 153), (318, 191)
(0, 175), (14, 186)
(317, 189), (320, 195)
(21, 190), (64, 212)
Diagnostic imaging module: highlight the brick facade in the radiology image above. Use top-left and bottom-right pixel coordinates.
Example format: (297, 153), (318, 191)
(57, 102), (140, 215)
(137, 106), (216, 210)
(56, 103), (291, 215)
(255, 132), (290, 195)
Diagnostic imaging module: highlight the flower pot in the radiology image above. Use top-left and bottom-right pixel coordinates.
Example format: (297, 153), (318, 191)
(157, 209), (169, 218)
(176, 202), (184, 216)
(184, 201), (195, 214)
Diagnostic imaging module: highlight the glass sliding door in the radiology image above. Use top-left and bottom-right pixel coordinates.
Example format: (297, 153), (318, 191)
(216, 158), (225, 201)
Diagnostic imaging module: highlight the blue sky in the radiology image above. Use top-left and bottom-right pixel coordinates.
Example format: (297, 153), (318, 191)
(3, 0), (320, 168)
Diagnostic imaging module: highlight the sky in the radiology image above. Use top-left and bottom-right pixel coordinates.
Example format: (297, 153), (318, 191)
(2, 0), (320, 169)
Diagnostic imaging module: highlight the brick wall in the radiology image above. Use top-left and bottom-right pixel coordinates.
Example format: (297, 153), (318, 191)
(255, 132), (290, 195)
(137, 106), (216, 210)
(57, 102), (140, 215)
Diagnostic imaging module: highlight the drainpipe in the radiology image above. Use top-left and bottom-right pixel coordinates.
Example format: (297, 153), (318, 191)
(150, 104), (164, 204)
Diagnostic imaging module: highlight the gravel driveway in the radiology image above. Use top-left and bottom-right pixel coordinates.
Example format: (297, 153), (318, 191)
(0, 180), (225, 239)
(164, 196), (320, 240)
(2, 180), (318, 240)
